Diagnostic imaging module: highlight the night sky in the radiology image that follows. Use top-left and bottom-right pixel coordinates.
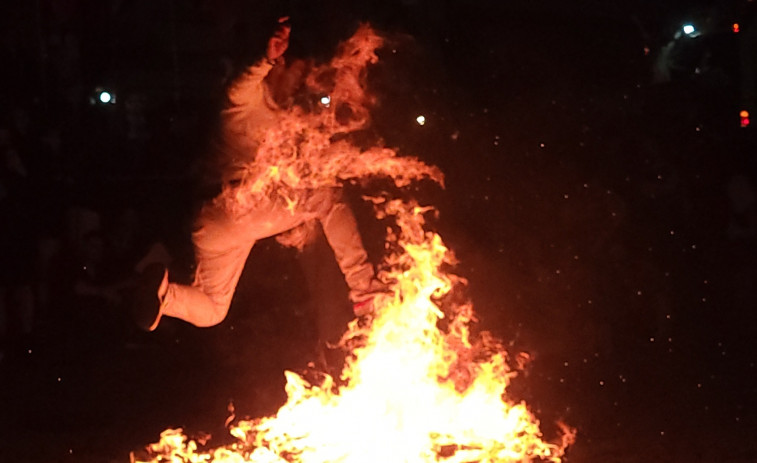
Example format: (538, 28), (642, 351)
(1, 1), (756, 462)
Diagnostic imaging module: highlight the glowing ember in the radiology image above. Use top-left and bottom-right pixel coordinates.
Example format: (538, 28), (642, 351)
(132, 24), (574, 463)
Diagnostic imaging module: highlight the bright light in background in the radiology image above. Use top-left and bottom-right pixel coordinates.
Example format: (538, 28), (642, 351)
(740, 110), (750, 128)
(682, 24), (696, 35)
(92, 87), (116, 105)
(320, 95), (331, 106)
(733, 23), (740, 33)
(416, 115), (426, 126)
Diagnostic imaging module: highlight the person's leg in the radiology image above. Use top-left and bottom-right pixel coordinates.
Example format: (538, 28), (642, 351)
(159, 195), (306, 328)
(155, 189), (376, 328)
(298, 224), (353, 336)
(160, 250), (252, 327)
(310, 188), (378, 303)
(160, 202), (256, 327)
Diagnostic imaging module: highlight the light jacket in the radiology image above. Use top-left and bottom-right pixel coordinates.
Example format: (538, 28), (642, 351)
(215, 60), (279, 184)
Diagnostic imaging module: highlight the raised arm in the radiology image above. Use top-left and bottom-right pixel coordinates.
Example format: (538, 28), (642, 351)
(227, 17), (291, 107)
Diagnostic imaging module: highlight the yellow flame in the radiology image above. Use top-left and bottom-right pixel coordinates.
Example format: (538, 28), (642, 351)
(134, 201), (574, 463)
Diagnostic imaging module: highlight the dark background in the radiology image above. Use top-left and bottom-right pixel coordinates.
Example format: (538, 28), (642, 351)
(1, 0), (756, 461)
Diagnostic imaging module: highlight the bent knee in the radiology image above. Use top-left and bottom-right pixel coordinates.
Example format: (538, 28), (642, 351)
(193, 302), (230, 327)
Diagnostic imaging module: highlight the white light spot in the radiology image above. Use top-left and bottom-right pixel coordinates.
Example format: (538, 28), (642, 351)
(683, 24), (696, 35)
(320, 95), (331, 106)
(99, 91), (112, 104)
(416, 115), (426, 126)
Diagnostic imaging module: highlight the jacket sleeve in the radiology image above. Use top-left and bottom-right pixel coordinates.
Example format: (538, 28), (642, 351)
(215, 59), (279, 183)
(226, 59), (275, 111)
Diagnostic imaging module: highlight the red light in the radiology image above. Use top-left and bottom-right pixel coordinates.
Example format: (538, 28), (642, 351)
(741, 117), (750, 128)
(733, 23), (740, 33)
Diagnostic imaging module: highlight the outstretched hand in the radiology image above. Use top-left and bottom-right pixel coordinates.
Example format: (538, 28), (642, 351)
(266, 16), (291, 63)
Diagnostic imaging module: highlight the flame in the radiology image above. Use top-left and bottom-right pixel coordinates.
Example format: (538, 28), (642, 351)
(133, 200), (575, 463)
(132, 24), (574, 463)
(219, 24), (442, 217)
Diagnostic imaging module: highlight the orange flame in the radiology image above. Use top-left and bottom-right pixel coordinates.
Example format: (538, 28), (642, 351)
(132, 24), (574, 463)
(133, 200), (574, 463)
(220, 24), (443, 217)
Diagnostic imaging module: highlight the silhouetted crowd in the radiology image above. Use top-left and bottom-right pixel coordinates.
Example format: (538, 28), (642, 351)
(0, 99), (189, 363)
